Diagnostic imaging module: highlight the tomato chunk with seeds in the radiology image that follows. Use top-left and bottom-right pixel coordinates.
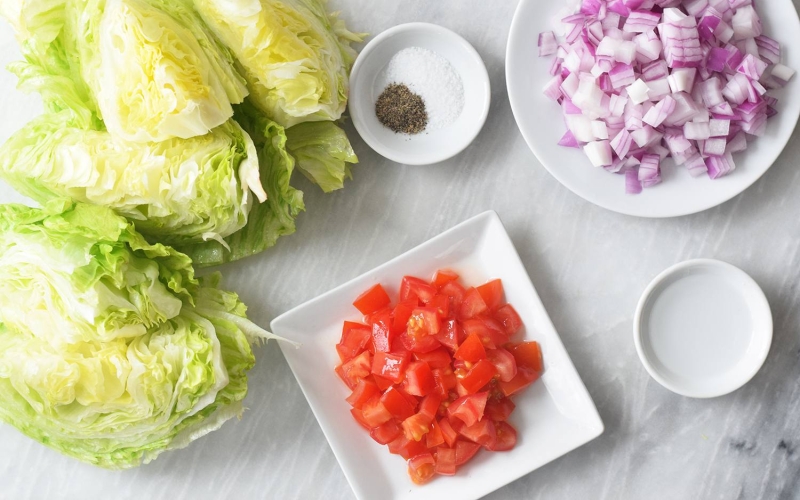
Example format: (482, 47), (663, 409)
(460, 359), (497, 394)
(407, 307), (441, 337)
(476, 279), (504, 310)
(361, 395), (392, 427)
(407, 453), (436, 485)
(353, 284), (391, 315)
(487, 421), (517, 451)
(371, 351), (409, 383)
(402, 413), (432, 442)
(336, 351), (371, 389)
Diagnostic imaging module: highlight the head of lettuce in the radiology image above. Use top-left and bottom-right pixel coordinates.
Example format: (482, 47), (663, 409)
(0, 200), (282, 469)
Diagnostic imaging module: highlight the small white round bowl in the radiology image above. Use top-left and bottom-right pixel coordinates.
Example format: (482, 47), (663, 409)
(348, 23), (491, 165)
(633, 259), (772, 398)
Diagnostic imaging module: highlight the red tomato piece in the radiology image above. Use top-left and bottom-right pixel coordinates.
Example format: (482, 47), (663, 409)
(345, 378), (380, 409)
(407, 307), (441, 337)
(460, 359), (498, 394)
(388, 435), (428, 460)
(350, 408), (372, 430)
(458, 418), (497, 449)
(426, 419), (445, 448)
(418, 394), (442, 420)
(434, 446), (457, 475)
(361, 395), (392, 427)
(407, 453), (436, 485)
(414, 348), (452, 369)
(400, 276), (437, 304)
(455, 440), (481, 466)
(454, 333), (487, 363)
(486, 347), (518, 383)
(487, 421), (517, 451)
(493, 304), (523, 336)
(458, 287), (488, 320)
(403, 361), (436, 397)
(371, 351), (409, 384)
(440, 281), (466, 309)
(447, 392), (488, 427)
(476, 279), (504, 310)
(431, 368), (457, 399)
(427, 294), (450, 319)
(380, 387), (417, 420)
(353, 284), (391, 315)
(497, 366), (540, 397)
(432, 269), (460, 288)
(391, 300), (417, 336)
(369, 310), (394, 353)
(336, 351), (372, 389)
(336, 322), (371, 362)
(484, 397), (516, 422)
(438, 418), (459, 447)
(370, 419), (402, 445)
(435, 319), (462, 352)
(398, 331), (442, 353)
(508, 341), (544, 373)
(372, 374), (394, 391)
(402, 413), (432, 442)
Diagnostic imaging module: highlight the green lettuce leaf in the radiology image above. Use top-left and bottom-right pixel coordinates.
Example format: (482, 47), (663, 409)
(0, 200), (277, 469)
(286, 121), (358, 193)
(194, 0), (364, 127)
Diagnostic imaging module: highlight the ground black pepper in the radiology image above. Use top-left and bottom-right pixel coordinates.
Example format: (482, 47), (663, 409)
(375, 83), (428, 134)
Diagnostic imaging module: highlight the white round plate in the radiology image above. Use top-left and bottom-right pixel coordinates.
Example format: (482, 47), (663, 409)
(634, 259), (772, 398)
(349, 23), (491, 165)
(506, 0), (800, 218)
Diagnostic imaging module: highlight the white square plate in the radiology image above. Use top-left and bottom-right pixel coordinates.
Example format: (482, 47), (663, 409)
(272, 211), (604, 500)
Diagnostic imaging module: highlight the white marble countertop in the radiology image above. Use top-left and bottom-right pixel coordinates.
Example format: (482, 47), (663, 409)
(1, 2), (799, 499)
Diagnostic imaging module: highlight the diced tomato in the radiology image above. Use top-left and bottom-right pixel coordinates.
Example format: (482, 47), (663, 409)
(398, 331), (442, 353)
(414, 348), (452, 369)
(431, 368), (457, 399)
(434, 446), (457, 475)
(345, 378), (380, 409)
(426, 419), (445, 448)
(461, 317), (508, 349)
(361, 395), (392, 427)
(402, 361), (435, 397)
(336, 351), (371, 389)
(454, 333), (487, 363)
(486, 348), (518, 382)
(395, 385), (421, 408)
(476, 279), (504, 310)
(418, 394), (442, 420)
(497, 366), (540, 397)
(432, 269), (460, 288)
(407, 307), (441, 337)
(440, 281), (466, 309)
(388, 434), (428, 460)
(427, 294), (450, 319)
(353, 284), (391, 315)
(371, 351), (409, 384)
(407, 453), (436, 485)
(458, 287), (488, 320)
(455, 440), (481, 466)
(369, 309), (394, 353)
(484, 397), (516, 422)
(336, 322), (371, 362)
(370, 419), (402, 445)
(460, 359), (498, 394)
(438, 418), (458, 447)
(350, 408), (372, 430)
(458, 419), (497, 449)
(380, 387), (417, 420)
(508, 341), (544, 373)
(391, 300), (417, 335)
(435, 319), (462, 352)
(447, 392), (488, 427)
(494, 304), (523, 336)
(372, 374), (394, 391)
(402, 413), (432, 442)
(487, 421), (517, 451)
(400, 276), (437, 304)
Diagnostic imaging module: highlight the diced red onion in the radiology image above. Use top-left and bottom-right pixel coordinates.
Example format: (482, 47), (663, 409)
(702, 137), (727, 156)
(558, 130), (581, 148)
(684, 154), (708, 177)
(736, 53), (768, 80)
(539, 32), (558, 57)
(624, 9), (661, 32)
(755, 35), (781, 65)
(642, 95), (676, 127)
(731, 5), (762, 41)
(638, 153), (661, 187)
(708, 118), (730, 137)
(584, 140), (613, 166)
(625, 168), (643, 194)
(725, 131), (748, 154)
(705, 153), (735, 179)
(772, 64), (796, 83)
(684, 121), (711, 140)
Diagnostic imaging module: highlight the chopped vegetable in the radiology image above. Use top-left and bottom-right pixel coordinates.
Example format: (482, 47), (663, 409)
(335, 271), (544, 484)
(539, 0), (794, 193)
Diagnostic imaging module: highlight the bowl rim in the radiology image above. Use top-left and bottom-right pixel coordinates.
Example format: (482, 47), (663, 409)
(348, 22), (491, 165)
(632, 258), (773, 398)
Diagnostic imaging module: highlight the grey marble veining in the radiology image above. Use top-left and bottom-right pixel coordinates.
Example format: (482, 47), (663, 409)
(1, 1), (800, 499)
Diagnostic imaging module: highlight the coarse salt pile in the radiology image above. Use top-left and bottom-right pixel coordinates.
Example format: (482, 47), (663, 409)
(378, 47), (465, 131)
